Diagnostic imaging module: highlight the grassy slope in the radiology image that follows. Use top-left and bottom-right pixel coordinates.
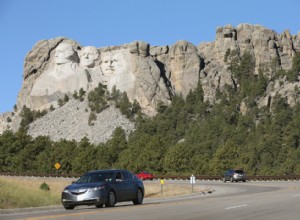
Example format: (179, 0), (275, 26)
(0, 178), (60, 209)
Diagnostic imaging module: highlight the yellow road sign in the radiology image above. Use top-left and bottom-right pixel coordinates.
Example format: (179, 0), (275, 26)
(54, 162), (61, 170)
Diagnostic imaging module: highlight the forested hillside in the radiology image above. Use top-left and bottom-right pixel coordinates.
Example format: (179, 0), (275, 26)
(1, 52), (300, 176)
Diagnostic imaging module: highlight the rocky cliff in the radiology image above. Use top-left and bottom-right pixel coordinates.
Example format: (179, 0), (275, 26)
(1, 23), (300, 143)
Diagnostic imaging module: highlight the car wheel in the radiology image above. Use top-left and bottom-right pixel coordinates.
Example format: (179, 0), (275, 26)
(95, 204), (103, 208)
(63, 204), (75, 210)
(105, 191), (116, 207)
(223, 177), (226, 183)
(133, 188), (144, 205)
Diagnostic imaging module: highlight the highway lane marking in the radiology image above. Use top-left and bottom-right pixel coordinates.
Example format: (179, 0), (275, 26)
(23, 202), (194, 220)
(22, 196), (211, 220)
(24, 208), (118, 220)
(23, 205), (147, 220)
(225, 204), (248, 210)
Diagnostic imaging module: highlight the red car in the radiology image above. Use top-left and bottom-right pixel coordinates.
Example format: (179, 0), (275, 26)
(136, 171), (154, 181)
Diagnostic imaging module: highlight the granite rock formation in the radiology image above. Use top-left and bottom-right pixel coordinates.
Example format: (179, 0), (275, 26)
(1, 23), (300, 143)
(18, 38), (172, 115)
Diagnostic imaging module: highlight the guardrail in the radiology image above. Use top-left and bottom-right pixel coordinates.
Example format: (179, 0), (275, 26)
(155, 175), (300, 181)
(1, 172), (300, 181)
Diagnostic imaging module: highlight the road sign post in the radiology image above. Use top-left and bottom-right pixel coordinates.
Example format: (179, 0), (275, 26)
(190, 175), (195, 193)
(54, 162), (61, 176)
(160, 179), (164, 195)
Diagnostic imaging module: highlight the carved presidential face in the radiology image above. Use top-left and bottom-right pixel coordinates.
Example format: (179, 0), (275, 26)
(55, 43), (76, 65)
(80, 46), (99, 68)
(100, 52), (123, 75)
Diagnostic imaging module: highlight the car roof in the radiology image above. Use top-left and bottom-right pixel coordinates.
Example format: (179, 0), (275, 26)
(225, 169), (244, 172)
(86, 169), (129, 174)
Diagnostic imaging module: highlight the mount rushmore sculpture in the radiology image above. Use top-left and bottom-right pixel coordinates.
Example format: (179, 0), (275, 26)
(18, 38), (177, 115)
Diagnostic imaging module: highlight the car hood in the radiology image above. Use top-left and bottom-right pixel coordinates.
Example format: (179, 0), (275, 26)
(65, 182), (106, 192)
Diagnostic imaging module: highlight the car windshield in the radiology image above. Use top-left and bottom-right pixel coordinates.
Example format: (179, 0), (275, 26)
(76, 172), (113, 183)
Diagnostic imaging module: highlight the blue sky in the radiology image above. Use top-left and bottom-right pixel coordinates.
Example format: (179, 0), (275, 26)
(1, 0), (300, 113)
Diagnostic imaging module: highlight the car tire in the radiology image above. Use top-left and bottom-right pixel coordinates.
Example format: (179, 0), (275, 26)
(105, 191), (116, 207)
(95, 204), (103, 208)
(63, 204), (75, 210)
(133, 188), (144, 205)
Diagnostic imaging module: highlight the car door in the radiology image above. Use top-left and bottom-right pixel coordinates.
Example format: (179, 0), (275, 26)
(121, 170), (136, 200)
(114, 171), (128, 202)
(224, 170), (232, 181)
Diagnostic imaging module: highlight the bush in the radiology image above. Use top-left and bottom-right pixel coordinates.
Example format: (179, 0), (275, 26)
(88, 112), (97, 126)
(39, 182), (50, 191)
(58, 99), (64, 107)
(19, 106), (47, 130)
(79, 88), (86, 101)
(73, 90), (78, 99)
(6, 117), (11, 123)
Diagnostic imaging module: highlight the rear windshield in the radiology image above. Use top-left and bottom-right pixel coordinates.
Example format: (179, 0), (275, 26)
(76, 172), (114, 183)
(235, 170), (244, 174)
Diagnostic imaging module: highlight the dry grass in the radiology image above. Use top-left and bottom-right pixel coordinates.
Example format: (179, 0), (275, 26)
(143, 181), (205, 198)
(0, 176), (69, 209)
(0, 176), (208, 209)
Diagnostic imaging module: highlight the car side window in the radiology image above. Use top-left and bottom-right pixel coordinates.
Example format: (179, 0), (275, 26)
(133, 174), (139, 181)
(122, 171), (133, 181)
(116, 172), (124, 182)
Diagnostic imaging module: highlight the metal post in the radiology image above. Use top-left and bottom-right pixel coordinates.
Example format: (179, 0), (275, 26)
(190, 175), (195, 193)
(192, 181), (194, 193)
(160, 179), (164, 195)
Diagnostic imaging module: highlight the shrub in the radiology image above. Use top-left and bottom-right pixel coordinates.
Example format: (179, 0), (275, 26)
(19, 106), (47, 130)
(79, 88), (86, 101)
(88, 112), (97, 126)
(39, 182), (50, 191)
(73, 90), (78, 99)
(58, 99), (64, 107)
(6, 117), (11, 123)
(64, 94), (69, 103)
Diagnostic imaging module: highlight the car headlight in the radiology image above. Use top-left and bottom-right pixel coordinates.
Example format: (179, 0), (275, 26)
(63, 189), (70, 193)
(87, 185), (105, 192)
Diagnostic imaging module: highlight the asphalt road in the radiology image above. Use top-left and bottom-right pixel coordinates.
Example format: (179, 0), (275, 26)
(1, 180), (300, 220)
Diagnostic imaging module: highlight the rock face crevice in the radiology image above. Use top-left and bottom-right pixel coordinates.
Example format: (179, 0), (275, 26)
(1, 23), (300, 142)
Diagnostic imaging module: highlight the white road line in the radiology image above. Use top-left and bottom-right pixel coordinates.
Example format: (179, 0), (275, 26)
(225, 204), (248, 210)
(292, 194), (300, 197)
